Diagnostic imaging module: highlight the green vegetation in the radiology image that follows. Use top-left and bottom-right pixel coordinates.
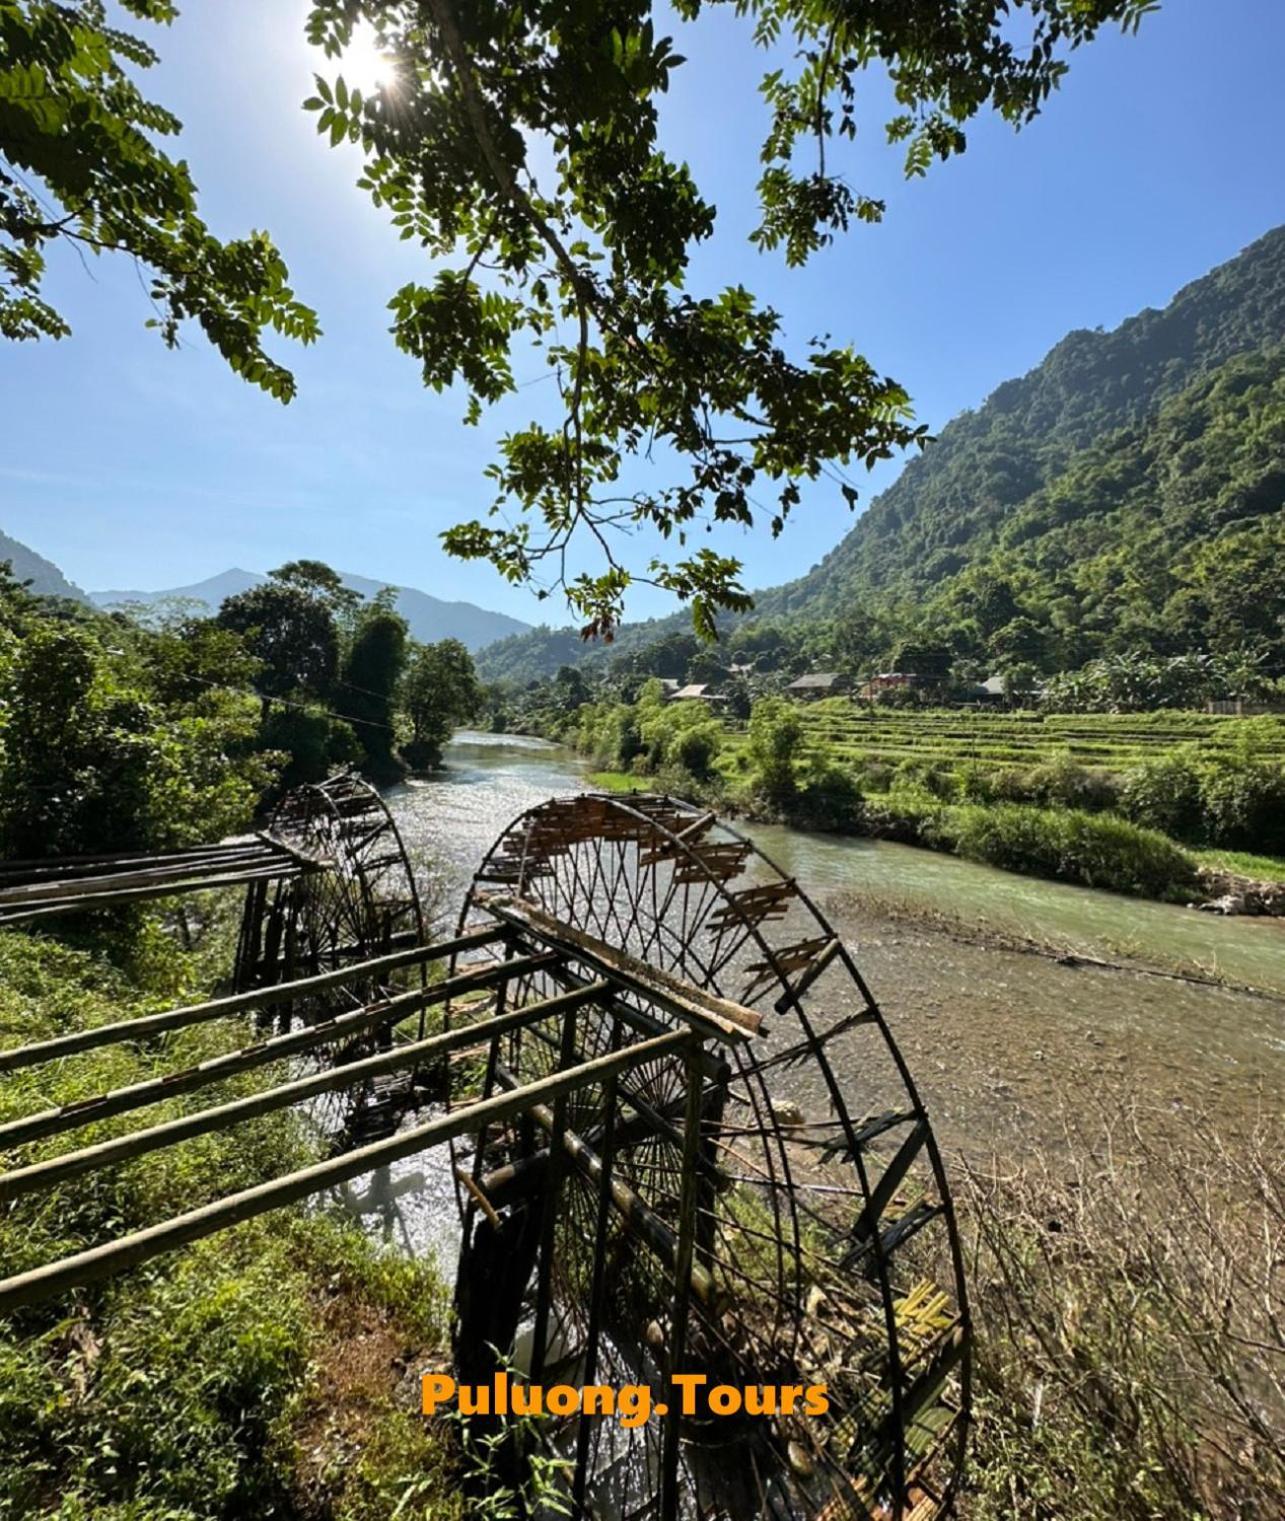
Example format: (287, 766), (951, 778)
(0, 554), (484, 852)
(478, 230), (1285, 687)
(300, 0), (1150, 633)
(0, 922), (458, 1521)
(1, 2), (317, 391)
(552, 687), (1285, 901)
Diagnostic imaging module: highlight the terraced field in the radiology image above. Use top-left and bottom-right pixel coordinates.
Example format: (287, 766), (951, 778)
(789, 702), (1285, 774)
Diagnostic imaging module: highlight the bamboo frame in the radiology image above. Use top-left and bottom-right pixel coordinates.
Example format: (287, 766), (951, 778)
(0, 927), (508, 1074)
(0, 1028), (694, 1313)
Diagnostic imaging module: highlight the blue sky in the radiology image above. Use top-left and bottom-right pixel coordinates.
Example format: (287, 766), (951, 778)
(2, 0), (1282, 622)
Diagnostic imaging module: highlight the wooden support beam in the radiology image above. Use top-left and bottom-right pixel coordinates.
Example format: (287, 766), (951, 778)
(0, 850), (313, 907)
(497, 1069), (720, 1309)
(661, 1040), (707, 1521)
(0, 926), (508, 1073)
(0, 950), (557, 1151)
(0, 983), (611, 1202)
(477, 895), (762, 1043)
(0, 1028), (691, 1313)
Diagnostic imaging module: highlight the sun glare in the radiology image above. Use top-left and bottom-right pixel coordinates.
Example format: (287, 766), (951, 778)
(338, 24), (396, 94)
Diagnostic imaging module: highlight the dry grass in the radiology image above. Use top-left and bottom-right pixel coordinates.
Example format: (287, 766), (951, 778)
(952, 1103), (1284, 1519)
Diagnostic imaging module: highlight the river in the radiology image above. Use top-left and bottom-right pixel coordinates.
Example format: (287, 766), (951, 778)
(386, 731), (1284, 1170)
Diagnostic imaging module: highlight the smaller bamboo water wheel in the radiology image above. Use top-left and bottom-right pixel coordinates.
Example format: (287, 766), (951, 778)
(234, 770), (425, 1004)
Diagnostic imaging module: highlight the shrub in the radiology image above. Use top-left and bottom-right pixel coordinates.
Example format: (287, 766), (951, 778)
(935, 803), (1197, 898)
(1025, 754), (1121, 812)
(1120, 749), (1205, 839)
(671, 720), (721, 778)
(788, 762), (864, 832)
(747, 698), (803, 801)
(1198, 757), (1285, 854)
(892, 755), (957, 799)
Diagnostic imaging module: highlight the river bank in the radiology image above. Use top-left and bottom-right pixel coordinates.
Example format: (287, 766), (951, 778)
(390, 734), (1285, 1168)
(387, 733), (1285, 1517)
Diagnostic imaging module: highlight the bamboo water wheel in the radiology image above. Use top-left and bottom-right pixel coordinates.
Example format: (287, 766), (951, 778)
(234, 771), (424, 1006)
(448, 793), (970, 1521)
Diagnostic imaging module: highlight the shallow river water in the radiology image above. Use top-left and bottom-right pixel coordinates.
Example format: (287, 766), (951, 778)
(364, 732), (1283, 1263)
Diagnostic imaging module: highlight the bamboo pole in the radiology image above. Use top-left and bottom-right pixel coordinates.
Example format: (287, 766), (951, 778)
(477, 895), (761, 1043)
(0, 864), (309, 923)
(0, 850), (311, 907)
(0, 844), (280, 885)
(0, 982), (612, 1202)
(0, 950), (558, 1150)
(0, 926), (508, 1073)
(498, 1069), (720, 1309)
(0, 1028), (691, 1313)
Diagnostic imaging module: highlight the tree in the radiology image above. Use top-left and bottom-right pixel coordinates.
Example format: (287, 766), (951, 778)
(0, 594), (274, 857)
(889, 639), (953, 685)
(747, 696), (803, 802)
(1, 1), (317, 392)
(216, 580), (340, 702)
(337, 591), (409, 781)
(400, 637), (481, 770)
(305, 0), (1153, 635)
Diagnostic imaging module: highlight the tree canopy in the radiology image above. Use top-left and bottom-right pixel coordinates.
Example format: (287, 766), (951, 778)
(299, 0), (1153, 635)
(4, 1), (1156, 633)
(0, 0), (317, 395)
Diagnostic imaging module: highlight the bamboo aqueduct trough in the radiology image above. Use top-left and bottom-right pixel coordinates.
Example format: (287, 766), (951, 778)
(0, 772), (971, 1521)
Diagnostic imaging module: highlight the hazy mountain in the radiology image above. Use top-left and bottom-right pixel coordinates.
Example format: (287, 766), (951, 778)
(91, 568), (530, 652)
(0, 530), (89, 603)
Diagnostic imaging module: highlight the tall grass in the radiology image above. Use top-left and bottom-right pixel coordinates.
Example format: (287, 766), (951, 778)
(954, 1106), (1284, 1519)
(931, 803), (1198, 899)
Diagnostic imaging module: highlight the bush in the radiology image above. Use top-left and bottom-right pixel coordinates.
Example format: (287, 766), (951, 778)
(934, 803), (1197, 898)
(1198, 758), (1285, 853)
(746, 698), (803, 801)
(1120, 749), (1205, 839)
(788, 762), (864, 832)
(671, 720), (721, 778)
(892, 755), (957, 799)
(1025, 754), (1121, 812)
(1122, 748), (1285, 852)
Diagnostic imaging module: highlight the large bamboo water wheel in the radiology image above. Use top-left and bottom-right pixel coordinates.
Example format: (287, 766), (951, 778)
(448, 793), (970, 1521)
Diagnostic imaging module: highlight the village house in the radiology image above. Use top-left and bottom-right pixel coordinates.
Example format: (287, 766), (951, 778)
(856, 671), (928, 701)
(669, 682), (728, 706)
(784, 672), (850, 701)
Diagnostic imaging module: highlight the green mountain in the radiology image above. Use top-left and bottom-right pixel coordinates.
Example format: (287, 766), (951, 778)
(478, 225), (1285, 681)
(0, 530), (88, 604)
(756, 224), (1285, 625)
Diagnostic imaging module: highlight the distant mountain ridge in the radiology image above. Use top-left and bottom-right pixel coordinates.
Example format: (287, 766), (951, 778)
(0, 530), (89, 604)
(91, 568), (530, 652)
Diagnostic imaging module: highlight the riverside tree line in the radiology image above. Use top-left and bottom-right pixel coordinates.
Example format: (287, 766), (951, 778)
(0, 558), (481, 860)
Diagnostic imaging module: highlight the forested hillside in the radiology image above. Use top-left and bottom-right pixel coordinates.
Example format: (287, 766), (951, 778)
(760, 224), (1285, 621)
(479, 226), (1285, 682)
(0, 530), (88, 604)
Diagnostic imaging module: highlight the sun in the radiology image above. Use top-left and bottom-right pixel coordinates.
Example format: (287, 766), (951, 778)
(338, 24), (397, 94)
